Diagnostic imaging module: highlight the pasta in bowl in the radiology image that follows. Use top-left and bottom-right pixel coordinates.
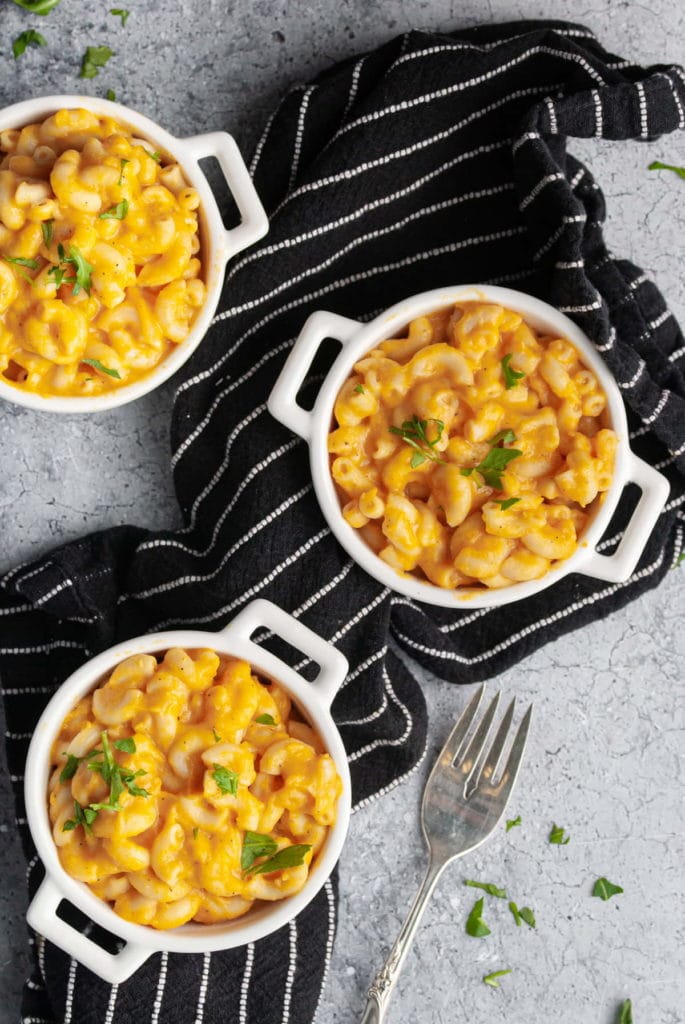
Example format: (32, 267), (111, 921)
(25, 600), (350, 982)
(269, 286), (670, 608)
(0, 95), (268, 411)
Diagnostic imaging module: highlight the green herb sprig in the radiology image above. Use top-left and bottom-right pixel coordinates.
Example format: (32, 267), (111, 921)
(110, 7), (130, 25)
(648, 160), (685, 180)
(465, 897), (490, 938)
(240, 832), (311, 875)
(482, 968), (511, 988)
(211, 764), (239, 796)
(99, 199), (128, 220)
(501, 353), (525, 389)
(389, 415), (446, 468)
(80, 45), (114, 80)
(464, 879), (507, 898)
(505, 815), (522, 832)
(13, 30), (47, 59)
(461, 432), (522, 490)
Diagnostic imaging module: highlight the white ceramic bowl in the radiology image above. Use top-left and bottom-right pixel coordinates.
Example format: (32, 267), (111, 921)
(0, 94), (268, 412)
(268, 285), (670, 608)
(25, 599), (350, 983)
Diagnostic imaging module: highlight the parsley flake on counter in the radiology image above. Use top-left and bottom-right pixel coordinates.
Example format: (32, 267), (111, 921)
(13, 30), (47, 59)
(41, 220), (54, 248)
(464, 879), (507, 898)
(592, 877), (623, 901)
(255, 713), (276, 726)
(508, 901), (534, 928)
(106, 89), (117, 102)
(241, 831), (278, 871)
(82, 358), (121, 379)
(505, 814), (522, 832)
(10, 0), (61, 12)
(501, 353), (525, 389)
(110, 7), (130, 25)
(99, 199), (129, 220)
(389, 415), (446, 468)
(461, 433), (522, 490)
(211, 764), (239, 795)
(549, 823), (570, 845)
(648, 160), (685, 180)
(482, 968), (511, 988)
(617, 998), (633, 1024)
(248, 844), (311, 876)
(465, 897), (491, 938)
(80, 45), (114, 80)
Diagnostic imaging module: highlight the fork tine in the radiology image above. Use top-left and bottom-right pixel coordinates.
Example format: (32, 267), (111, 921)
(459, 692), (500, 785)
(438, 684), (485, 767)
(495, 704), (533, 800)
(480, 697), (516, 784)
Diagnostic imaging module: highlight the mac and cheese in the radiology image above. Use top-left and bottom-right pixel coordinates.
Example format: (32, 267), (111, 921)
(329, 301), (617, 590)
(48, 648), (342, 930)
(0, 108), (205, 397)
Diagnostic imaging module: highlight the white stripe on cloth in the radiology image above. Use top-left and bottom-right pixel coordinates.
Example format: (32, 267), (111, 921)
(256, 561), (356, 649)
(347, 663), (413, 763)
(618, 360), (646, 390)
(194, 952), (212, 1024)
(668, 344), (685, 363)
(8, 730), (35, 740)
(337, 688), (388, 727)
(342, 57), (365, 120)
(630, 390), (671, 437)
(340, 646), (388, 690)
(592, 89), (603, 137)
(238, 944), (255, 1024)
(36, 935), (46, 983)
(281, 920), (298, 1023)
(32, 579), (74, 607)
(150, 951), (168, 1024)
(654, 438), (685, 469)
(63, 957), (78, 1024)
(519, 171), (564, 211)
(557, 298), (602, 313)
(352, 731), (429, 813)
(312, 880), (337, 1024)
(544, 96), (558, 133)
(391, 28), (599, 67)
(394, 549), (666, 665)
(533, 213), (587, 261)
(636, 81), (649, 138)
(288, 87), (314, 193)
(594, 326), (616, 353)
(104, 984), (119, 1024)
(292, 589), (390, 674)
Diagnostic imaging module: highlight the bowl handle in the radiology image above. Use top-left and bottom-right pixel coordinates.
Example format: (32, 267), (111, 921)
(221, 598), (348, 707)
(581, 452), (670, 583)
(27, 877), (150, 985)
(267, 310), (361, 440)
(181, 131), (268, 259)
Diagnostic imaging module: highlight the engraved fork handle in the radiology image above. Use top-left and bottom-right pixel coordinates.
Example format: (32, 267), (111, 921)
(360, 856), (447, 1024)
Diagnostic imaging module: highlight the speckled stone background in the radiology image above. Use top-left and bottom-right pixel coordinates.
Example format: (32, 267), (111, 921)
(0, 2), (683, 1022)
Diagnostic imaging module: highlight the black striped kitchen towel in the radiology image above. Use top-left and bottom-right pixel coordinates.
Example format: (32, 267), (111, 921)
(3, 19), (685, 1024)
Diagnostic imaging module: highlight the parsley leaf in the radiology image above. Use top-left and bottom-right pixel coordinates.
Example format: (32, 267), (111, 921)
(617, 998), (633, 1024)
(505, 815), (522, 832)
(10, 0), (61, 12)
(192, 826), (199, 840)
(41, 220), (54, 248)
(592, 877), (623, 901)
(117, 158), (129, 186)
(212, 729), (221, 743)
(4, 256), (39, 270)
(212, 763), (239, 795)
(59, 753), (81, 783)
(501, 353), (526, 389)
(241, 831), (278, 872)
(519, 906), (536, 928)
(255, 713), (276, 725)
(549, 823), (570, 845)
(80, 45), (114, 80)
(47, 265), (69, 288)
(82, 358), (121, 379)
(248, 844), (311, 875)
(13, 30), (47, 59)
(353, 384), (365, 394)
(495, 497), (521, 511)
(509, 901), (522, 926)
(461, 434), (522, 490)
(389, 415), (446, 467)
(114, 737), (136, 753)
(110, 7), (130, 25)
(464, 880), (507, 898)
(56, 243), (93, 295)
(98, 199), (128, 220)
(483, 968), (511, 988)
(465, 897), (491, 938)
(648, 160), (685, 180)
(62, 800), (97, 835)
(106, 89), (117, 102)
(489, 428), (517, 446)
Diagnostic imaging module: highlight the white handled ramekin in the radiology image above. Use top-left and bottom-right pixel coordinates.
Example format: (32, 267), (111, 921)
(268, 285), (670, 608)
(25, 599), (350, 984)
(0, 94), (268, 412)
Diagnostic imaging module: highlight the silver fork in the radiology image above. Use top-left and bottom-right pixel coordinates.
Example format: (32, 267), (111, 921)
(360, 685), (533, 1024)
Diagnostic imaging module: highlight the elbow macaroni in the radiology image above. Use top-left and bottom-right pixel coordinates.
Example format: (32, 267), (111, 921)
(48, 648), (342, 930)
(329, 301), (618, 590)
(0, 108), (205, 396)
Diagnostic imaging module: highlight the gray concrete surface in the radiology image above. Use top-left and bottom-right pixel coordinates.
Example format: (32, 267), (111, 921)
(0, 1), (683, 1022)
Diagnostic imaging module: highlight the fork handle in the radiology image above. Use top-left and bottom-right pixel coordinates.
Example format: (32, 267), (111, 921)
(360, 857), (446, 1024)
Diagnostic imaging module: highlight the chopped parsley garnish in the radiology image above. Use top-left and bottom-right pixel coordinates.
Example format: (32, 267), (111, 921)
(549, 823), (570, 845)
(353, 384), (365, 394)
(247, 844), (311, 876)
(592, 877), (623, 901)
(41, 220), (54, 248)
(10, 0), (61, 12)
(114, 737), (136, 753)
(508, 901), (535, 928)
(106, 89), (117, 102)
(501, 353), (526, 389)
(13, 30), (47, 59)
(117, 158), (129, 185)
(255, 713), (276, 726)
(648, 160), (685, 180)
(82, 358), (121, 379)
(482, 968), (511, 988)
(505, 815), (522, 832)
(80, 45), (114, 80)
(148, 150), (161, 163)
(56, 243), (93, 295)
(47, 265), (68, 288)
(461, 433), (522, 490)
(389, 415), (446, 468)
(62, 800), (97, 835)
(495, 497), (521, 510)
(98, 199), (129, 220)
(87, 730), (149, 805)
(59, 753), (81, 783)
(241, 831), (278, 872)
(211, 763), (239, 795)
(212, 729), (221, 743)
(3, 256), (39, 270)
(617, 998), (633, 1024)
(465, 897), (490, 938)
(192, 827), (199, 840)
(464, 880), (507, 898)
(110, 7), (130, 25)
